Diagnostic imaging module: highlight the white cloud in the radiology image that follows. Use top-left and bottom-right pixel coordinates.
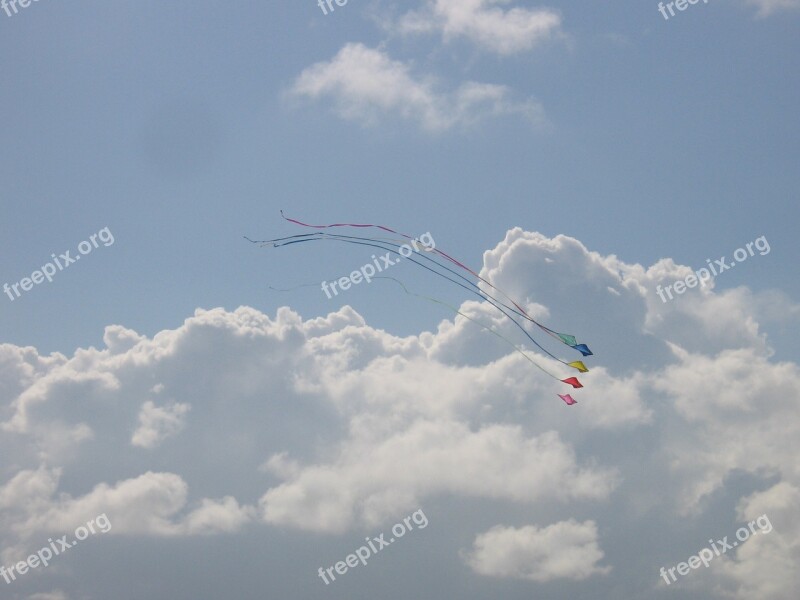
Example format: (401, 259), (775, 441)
(745, 0), (800, 17)
(705, 483), (800, 598)
(1, 227), (799, 598)
(27, 592), (69, 600)
(651, 347), (800, 511)
(394, 0), (563, 55)
(131, 400), (190, 449)
(290, 43), (545, 131)
(260, 422), (618, 532)
(462, 520), (611, 581)
(0, 468), (254, 556)
(0, 465), (60, 514)
(179, 496), (255, 535)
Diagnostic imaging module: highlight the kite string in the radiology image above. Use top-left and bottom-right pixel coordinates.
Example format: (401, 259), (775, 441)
(278, 211), (582, 347)
(373, 276), (565, 381)
(261, 232), (594, 367)
(257, 233), (586, 377)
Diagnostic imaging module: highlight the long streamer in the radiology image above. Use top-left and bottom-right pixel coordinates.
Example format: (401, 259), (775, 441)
(276, 211), (592, 356)
(248, 232), (583, 371)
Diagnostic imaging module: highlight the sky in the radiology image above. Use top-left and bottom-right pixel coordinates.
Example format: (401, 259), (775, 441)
(1, 1), (799, 599)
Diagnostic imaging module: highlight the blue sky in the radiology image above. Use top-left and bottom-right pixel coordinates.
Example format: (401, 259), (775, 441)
(1, 2), (799, 599)
(1, 0), (797, 352)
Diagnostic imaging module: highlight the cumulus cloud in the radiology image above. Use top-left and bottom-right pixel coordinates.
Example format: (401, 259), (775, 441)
(0, 468), (253, 550)
(1, 227), (798, 598)
(704, 482), (800, 599)
(131, 400), (191, 449)
(290, 43), (545, 131)
(394, 0), (563, 55)
(745, 0), (800, 17)
(260, 423), (617, 532)
(462, 520), (610, 581)
(651, 347), (800, 511)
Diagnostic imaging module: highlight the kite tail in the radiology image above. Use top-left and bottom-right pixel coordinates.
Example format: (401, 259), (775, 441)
(277, 211), (591, 355)
(260, 232), (585, 370)
(373, 275), (583, 404)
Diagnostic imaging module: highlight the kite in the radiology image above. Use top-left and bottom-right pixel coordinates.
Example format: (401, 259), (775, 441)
(274, 211), (593, 356)
(254, 230), (584, 370)
(247, 212), (595, 405)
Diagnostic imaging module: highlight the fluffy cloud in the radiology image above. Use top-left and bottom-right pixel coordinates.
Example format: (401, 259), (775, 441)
(745, 0), (800, 17)
(394, 0), (563, 55)
(0, 468), (253, 552)
(131, 399), (191, 449)
(260, 423), (617, 532)
(290, 44), (545, 131)
(1, 227), (798, 598)
(462, 520), (610, 581)
(705, 483), (800, 598)
(652, 347), (800, 510)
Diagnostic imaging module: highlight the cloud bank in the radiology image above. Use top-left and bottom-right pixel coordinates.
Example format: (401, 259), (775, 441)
(1, 228), (798, 598)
